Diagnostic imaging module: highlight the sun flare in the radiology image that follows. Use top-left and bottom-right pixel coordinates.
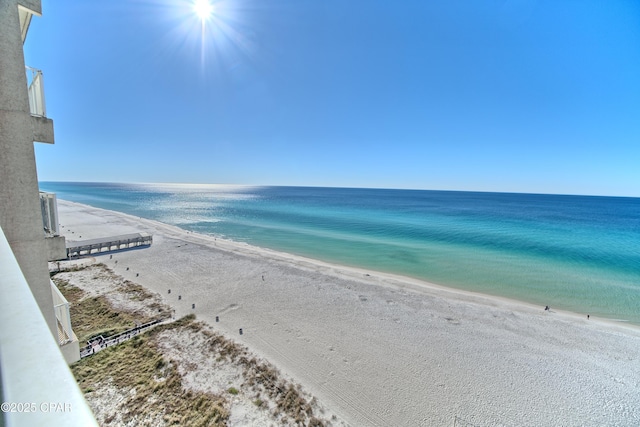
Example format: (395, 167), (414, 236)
(193, 0), (213, 20)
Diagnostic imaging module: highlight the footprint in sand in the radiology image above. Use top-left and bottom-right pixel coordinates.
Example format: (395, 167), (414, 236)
(219, 303), (240, 314)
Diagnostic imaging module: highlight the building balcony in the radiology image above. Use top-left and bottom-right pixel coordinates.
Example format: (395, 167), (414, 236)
(26, 66), (46, 117)
(40, 192), (67, 261)
(25, 66), (54, 144)
(51, 279), (81, 364)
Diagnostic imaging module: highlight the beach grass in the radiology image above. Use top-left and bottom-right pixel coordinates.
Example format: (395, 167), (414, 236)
(52, 263), (171, 343)
(72, 332), (229, 426)
(71, 312), (328, 426)
(54, 276), (139, 343)
(153, 315), (327, 426)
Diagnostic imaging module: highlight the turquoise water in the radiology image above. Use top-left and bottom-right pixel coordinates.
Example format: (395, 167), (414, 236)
(40, 182), (640, 324)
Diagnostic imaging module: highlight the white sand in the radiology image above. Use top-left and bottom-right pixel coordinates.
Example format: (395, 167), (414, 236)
(58, 262), (336, 427)
(58, 200), (640, 426)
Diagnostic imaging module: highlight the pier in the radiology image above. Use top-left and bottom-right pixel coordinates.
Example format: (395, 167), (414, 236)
(66, 232), (152, 258)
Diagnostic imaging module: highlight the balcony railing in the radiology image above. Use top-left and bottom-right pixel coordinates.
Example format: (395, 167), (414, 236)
(40, 191), (60, 236)
(51, 280), (75, 345)
(26, 66), (47, 117)
(0, 226), (97, 427)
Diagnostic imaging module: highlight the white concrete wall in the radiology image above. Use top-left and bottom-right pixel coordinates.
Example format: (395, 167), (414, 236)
(0, 227), (96, 426)
(45, 235), (67, 261)
(60, 338), (81, 364)
(0, 0), (58, 339)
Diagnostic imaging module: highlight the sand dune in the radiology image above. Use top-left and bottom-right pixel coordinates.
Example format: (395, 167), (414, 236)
(58, 200), (640, 426)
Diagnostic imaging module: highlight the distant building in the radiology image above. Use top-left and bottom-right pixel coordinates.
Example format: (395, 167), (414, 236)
(1, 0), (79, 363)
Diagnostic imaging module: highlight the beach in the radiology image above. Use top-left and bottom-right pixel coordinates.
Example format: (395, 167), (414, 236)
(58, 200), (640, 426)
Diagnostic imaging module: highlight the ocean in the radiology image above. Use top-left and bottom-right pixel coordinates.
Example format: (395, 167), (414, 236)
(40, 182), (640, 324)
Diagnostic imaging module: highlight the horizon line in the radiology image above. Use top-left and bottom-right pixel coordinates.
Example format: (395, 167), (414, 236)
(38, 180), (640, 200)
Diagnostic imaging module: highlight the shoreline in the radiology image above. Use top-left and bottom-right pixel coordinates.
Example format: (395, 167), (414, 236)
(57, 199), (640, 426)
(59, 199), (639, 334)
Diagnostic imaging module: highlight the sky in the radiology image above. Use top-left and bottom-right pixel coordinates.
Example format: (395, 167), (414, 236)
(25, 0), (640, 197)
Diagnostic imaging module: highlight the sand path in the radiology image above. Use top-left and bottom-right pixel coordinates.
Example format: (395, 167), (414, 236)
(58, 200), (640, 426)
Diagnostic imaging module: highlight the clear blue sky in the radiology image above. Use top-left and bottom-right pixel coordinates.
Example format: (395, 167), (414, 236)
(26, 0), (640, 196)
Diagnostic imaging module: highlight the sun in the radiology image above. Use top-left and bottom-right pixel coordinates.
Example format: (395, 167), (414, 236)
(193, 0), (213, 21)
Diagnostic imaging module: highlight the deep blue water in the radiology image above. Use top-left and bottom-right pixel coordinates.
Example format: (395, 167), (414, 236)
(40, 182), (640, 324)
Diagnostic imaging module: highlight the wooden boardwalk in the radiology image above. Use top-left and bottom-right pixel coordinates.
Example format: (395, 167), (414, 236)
(79, 318), (168, 358)
(66, 232), (152, 258)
